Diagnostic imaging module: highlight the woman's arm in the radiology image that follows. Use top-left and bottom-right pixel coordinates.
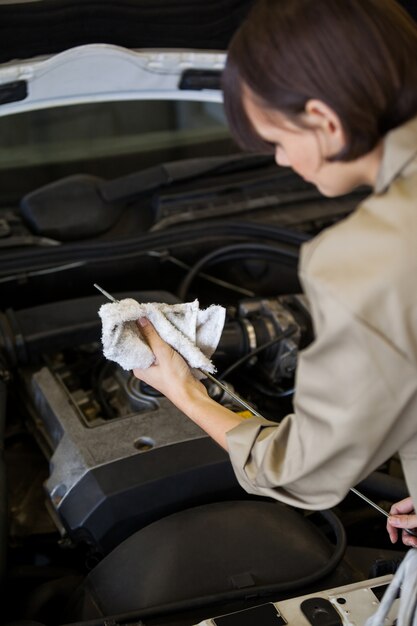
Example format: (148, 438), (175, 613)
(133, 290), (417, 511)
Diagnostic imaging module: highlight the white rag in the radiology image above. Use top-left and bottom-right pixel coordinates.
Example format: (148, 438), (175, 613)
(98, 298), (226, 376)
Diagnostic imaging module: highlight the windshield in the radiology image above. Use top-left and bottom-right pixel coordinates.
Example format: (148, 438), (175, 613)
(0, 99), (235, 202)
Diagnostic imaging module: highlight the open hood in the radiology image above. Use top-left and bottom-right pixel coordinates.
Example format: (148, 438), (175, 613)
(0, 0), (258, 114)
(0, 0), (416, 116)
(0, 44), (227, 115)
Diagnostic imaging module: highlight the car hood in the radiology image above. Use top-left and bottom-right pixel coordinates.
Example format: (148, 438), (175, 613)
(0, 0), (256, 115)
(0, 44), (229, 116)
(1, 0), (416, 116)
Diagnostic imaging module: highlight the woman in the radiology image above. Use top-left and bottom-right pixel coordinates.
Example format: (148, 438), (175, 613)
(133, 0), (417, 547)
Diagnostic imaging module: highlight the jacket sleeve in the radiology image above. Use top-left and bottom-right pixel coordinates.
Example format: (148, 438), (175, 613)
(226, 284), (417, 510)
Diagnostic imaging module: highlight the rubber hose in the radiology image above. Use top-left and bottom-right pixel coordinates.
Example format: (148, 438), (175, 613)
(177, 242), (299, 301)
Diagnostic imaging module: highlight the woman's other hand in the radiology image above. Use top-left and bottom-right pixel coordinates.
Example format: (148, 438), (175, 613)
(387, 497), (417, 548)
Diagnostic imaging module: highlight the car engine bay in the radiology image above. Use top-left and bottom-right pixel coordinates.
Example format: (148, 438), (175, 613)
(0, 146), (410, 625)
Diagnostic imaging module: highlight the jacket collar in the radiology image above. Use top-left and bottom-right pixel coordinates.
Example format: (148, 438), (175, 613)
(375, 115), (417, 194)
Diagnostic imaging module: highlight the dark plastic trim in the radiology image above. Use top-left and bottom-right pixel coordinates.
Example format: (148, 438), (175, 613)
(0, 80), (27, 105)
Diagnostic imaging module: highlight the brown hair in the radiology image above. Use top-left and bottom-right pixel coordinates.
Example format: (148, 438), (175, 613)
(223, 0), (417, 161)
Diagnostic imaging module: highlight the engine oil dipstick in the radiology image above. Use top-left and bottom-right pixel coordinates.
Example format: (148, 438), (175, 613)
(94, 283), (118, 303)
(93, 283), (263, 418)
(202, 370), (263, 418)
(351, 487), (417, 537)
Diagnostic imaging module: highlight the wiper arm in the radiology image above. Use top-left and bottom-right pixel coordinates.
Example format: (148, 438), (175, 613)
(100, 153), (272, 203)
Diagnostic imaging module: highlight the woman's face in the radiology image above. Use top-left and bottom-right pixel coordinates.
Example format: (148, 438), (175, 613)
(242, 89), (378, 196)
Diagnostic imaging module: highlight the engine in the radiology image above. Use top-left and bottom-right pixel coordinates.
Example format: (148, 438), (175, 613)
(0, 291), (311, 553)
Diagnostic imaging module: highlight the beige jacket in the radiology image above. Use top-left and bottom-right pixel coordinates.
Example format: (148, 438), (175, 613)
(226, 115), (417, 510)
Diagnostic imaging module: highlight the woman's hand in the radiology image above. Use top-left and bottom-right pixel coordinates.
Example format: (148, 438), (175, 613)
(387, 497), (417, 548)
(132, 317), (206, 403)
(132, 317), (246, 450)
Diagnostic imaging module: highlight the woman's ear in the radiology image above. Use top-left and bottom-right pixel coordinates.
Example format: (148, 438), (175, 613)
(303, 99), (346, 156)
